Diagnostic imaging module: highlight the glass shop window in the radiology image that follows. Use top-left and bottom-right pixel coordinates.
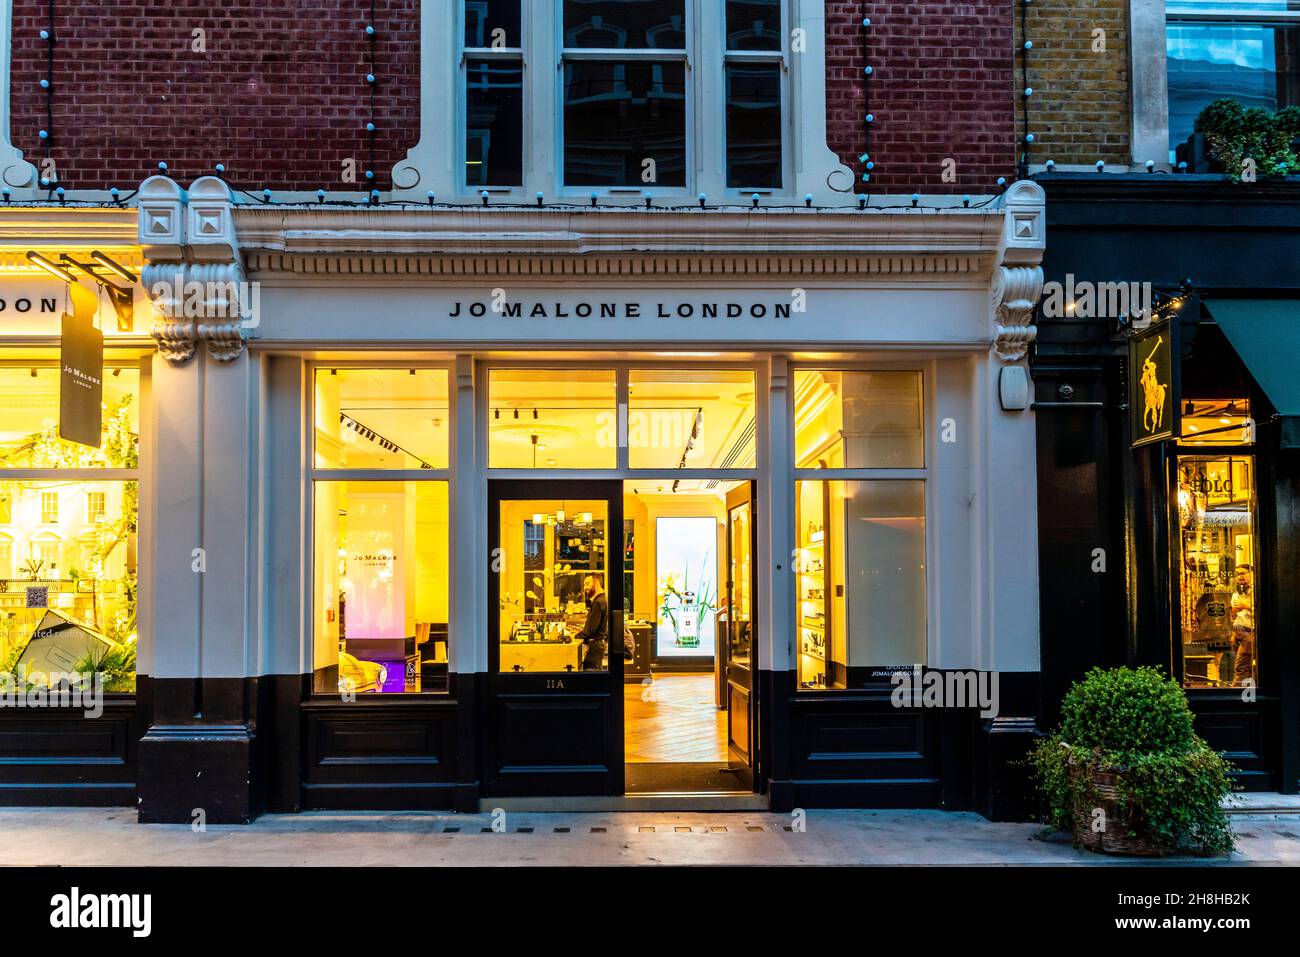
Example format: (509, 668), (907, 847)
(312, 480), (451, 694)
(464, 1), (524, 186)
(1165, 0), (1300, 159)
(724, 0), (784, 188)
(0, 360), (140, 694)
(0, 366), (139, 469)
(793, 370), (925, 469)
(1175, 454), (1258, 690)
(1177, 398), (1253, 447)
(627, 369), (756, 469)
(0, 479), (139, 693)
(562, 0), (688, 187)
(313, 368), (450, 470)
(794, 480), (927, 690)
(488, 368), (617, 469)
(498, 499), (611, 673)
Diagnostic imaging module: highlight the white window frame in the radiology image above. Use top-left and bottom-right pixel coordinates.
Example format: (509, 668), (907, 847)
(554, 4), (695, 200)
(40, 491), (59, 525)
(460, 1), (526, 191)
(394, 0), (851, 203)
(306, 360), (456, 694)
(789, 362), (934, 686)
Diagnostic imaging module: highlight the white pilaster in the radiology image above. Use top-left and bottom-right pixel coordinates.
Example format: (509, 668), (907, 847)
(450, 354), (484, 673)
(762, 355), (794, 672)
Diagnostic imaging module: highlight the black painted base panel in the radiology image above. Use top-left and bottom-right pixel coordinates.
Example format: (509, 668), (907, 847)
(0, 783), (135, 807)
(300, 782), (470, 811)
(769, 779), (942, 811)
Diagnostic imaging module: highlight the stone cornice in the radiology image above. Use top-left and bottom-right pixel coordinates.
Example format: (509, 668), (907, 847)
(231, 206), (1010, 262)
(0, 206), (140, 252)
(243, 250), (996, 279)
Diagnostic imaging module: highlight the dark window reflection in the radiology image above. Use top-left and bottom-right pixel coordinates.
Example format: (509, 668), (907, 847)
(563, 0), (686, 49)
(726, 62), (782, 187)
(1166, 23), (1300, 155)
(465, 0), (521, 48)
(466, 59), (523, 185)
(726, 0), (783, 51)
(564, 61), (686, 186)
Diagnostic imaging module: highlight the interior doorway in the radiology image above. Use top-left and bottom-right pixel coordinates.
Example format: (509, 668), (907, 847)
(622, 479), (756, 793)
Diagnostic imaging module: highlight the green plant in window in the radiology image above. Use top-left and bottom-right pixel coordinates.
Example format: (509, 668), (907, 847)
(72, 637), (137, 694)
(1194, 98), (1300, 181)
(1028, 666), (1236, 856)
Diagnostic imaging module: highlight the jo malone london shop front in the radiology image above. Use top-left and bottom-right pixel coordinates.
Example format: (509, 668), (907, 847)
(114, 177), (1050, 822)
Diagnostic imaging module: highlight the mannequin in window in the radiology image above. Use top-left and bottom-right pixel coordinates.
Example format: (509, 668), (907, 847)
(1231, 564), (1255, 686)
(574, 574), (608, 671)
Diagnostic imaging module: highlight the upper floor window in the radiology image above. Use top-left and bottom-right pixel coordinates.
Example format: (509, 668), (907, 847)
(562, 1), (689, 188)
(455, 0), (791, 195)
(464, 1), (524, 186)
(1166, 0), (1300, 158)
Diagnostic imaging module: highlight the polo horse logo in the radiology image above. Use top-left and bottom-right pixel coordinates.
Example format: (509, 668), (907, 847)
(1139, 337), (1167, 434)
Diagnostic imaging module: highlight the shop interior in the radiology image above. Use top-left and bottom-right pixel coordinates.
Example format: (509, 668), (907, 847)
(1175, 399), (1258, 689)
(0, 361), (140, 692)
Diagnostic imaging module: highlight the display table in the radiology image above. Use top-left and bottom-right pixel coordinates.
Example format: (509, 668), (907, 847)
(500, 640), (582, 673)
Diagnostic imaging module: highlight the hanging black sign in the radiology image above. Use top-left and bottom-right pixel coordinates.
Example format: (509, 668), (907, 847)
(59, 312), (103, 448)
(1129, 318), (1179, 448)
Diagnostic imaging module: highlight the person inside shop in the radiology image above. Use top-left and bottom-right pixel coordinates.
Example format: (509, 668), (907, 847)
(1231, 563), (1255, 686)
(573, 574), (608, 671)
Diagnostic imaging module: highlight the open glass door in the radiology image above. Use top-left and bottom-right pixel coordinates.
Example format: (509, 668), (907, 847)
(724, 482), (757, 788)
(484, 479), (624, 796)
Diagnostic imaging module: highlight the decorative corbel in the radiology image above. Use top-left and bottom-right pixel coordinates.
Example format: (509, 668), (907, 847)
(992, 264), (1044, 362)
(138, 176), (196, 363)
(138, 175), (249, 364)
(992, 180), (1047, 363)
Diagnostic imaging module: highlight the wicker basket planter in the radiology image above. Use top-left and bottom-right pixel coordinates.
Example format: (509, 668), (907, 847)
(1068, 763), (1167, 857)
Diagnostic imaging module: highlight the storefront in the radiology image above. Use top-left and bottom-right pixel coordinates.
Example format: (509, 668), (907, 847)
(1, 177), (1049, 822)
(0, 205), (150, 804)
(1033, 173), (1300, 796)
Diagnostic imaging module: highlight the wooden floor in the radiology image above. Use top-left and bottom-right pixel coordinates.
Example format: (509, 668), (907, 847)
(624, 672), (727, 764)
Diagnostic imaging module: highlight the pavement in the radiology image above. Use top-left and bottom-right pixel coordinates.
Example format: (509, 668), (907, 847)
(2, 805), (1299, 865)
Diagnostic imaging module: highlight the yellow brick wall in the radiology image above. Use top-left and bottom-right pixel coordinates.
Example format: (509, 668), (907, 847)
(1023, 0), (1131, 165)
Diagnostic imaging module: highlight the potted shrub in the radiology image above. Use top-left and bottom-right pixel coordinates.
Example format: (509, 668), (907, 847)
(1029, 666), (1236, 856)
(1193, 98), (1300, 180)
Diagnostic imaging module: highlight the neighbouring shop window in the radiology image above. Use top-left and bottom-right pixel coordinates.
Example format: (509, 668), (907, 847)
(464, 1), (524, 186)
(312, 481), (451, 694)
(497, 498), (610, 672)
(793, 370), (924, 469)
(0, 363), (139, 694)
(488, 368), (617, 469)
(1178, 398), (1254, 446)
(627, 369), (756, 469)
(1166, 0), (1300, 158)
(313, 368), (450, 470)
(1176, 454), (1258, 689)
(562, 1), (688, 187)
(795, 480), (927, 689)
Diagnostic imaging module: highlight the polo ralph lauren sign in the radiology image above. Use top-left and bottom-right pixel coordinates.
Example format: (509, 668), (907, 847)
(1129, 318), (1179, 448)
(59, 312), (103, 448)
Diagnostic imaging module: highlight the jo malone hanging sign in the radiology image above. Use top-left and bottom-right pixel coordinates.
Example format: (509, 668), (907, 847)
(59, 311), (104, 448)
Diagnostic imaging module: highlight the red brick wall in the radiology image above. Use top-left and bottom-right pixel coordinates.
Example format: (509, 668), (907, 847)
(825, 2), (1017, 193)
(7, 0), (422, 191)
(8, 1), (1015, 194)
